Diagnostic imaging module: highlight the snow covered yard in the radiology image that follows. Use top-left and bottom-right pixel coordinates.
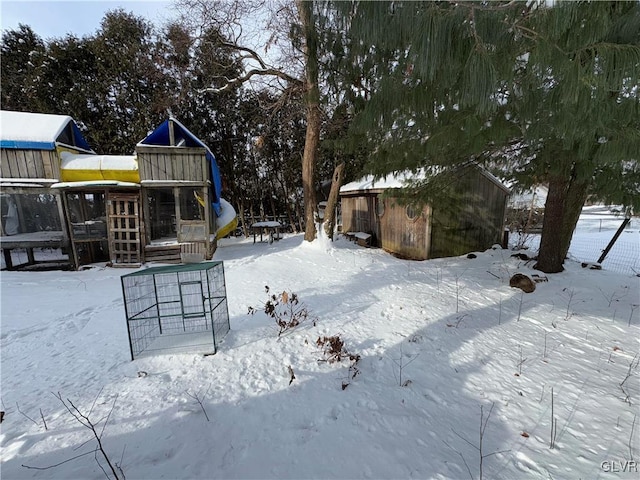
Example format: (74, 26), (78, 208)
(1, 217), (639, 479)
(515, 205), (639, 276)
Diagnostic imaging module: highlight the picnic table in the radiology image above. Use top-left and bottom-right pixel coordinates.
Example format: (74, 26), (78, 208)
(251, 221), (282, 244)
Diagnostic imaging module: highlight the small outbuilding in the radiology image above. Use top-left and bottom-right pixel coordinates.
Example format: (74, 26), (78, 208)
(339, 163), (510, 260)
(0, 111), (94, 269)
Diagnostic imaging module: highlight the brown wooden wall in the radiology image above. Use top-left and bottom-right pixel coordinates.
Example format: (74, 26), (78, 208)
(340, 194), (378, 239)
(379, 198), (431, 260)
(340, 193), (431, 260)
(0, 149), (60, 179)
(136, 146), (208, 182)
(340, 166), (508, 260)
(429, 167), (508, 258)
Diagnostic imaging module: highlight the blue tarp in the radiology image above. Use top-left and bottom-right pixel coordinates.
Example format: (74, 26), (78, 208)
(139, 118), (223, 216)
(0, 140), (56, 150)
(70, 122), (93, 152)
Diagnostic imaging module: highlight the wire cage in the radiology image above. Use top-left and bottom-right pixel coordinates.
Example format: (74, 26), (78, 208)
(121, 261), (230, 360)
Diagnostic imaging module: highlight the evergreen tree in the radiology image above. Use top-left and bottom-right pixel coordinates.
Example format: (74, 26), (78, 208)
(36, 34), (99, 128)
(331, 1), (639, 273)
(87, 9), (167, 153)
(509, 2), (640, 272)
(0, 25), (46, 111)
(0, 11), (168, 154)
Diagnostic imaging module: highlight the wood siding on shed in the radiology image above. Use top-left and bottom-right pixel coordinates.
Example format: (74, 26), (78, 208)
(341, 193), (431, 260)
(136, 146), (208, 182)
(379, 198), (431, 260)
(340, 165), (508, 261)
(0, 149), (60, 179)
(429, 168), (508, 258)
(340, 194), (380, 243)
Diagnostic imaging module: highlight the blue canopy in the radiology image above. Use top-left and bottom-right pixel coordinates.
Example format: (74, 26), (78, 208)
(139, 118), (223, 216)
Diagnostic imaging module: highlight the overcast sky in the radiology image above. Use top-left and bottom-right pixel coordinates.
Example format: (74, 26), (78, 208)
(0, 1), (174, 40)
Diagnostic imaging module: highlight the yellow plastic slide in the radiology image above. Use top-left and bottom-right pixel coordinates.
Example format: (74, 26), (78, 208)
(216, 198), (238, 239)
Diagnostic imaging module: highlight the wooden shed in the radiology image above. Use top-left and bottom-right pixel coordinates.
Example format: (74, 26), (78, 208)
(339, 163), (510, 260)
(0, 110), (94, 269)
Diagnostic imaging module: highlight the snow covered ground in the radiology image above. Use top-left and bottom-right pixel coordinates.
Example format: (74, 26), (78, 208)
(1, 209), (639, 480)
(513, 205), (639, 276)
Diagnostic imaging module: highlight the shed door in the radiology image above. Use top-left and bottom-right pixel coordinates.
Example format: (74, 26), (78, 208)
(108, 193), (142, 266)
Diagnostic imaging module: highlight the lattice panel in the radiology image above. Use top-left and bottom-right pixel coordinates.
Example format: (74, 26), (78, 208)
(109, 193), (141, 266)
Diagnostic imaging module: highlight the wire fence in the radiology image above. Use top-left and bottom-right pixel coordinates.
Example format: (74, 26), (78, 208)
(512, 218), (639, 276)
(567, 231), (639, 276)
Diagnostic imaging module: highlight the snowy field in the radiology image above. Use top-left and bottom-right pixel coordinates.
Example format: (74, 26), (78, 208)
(1, 209), (639, 480)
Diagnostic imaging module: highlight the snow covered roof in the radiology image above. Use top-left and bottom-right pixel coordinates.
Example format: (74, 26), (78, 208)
(0, 110), (93, 152)
(340, 172), (413, 193)
(340, 163), (510, 195)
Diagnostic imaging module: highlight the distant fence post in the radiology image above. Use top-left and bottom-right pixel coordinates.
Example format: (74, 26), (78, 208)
(502, 228), (509, 249)
(597, 216), (631, 264)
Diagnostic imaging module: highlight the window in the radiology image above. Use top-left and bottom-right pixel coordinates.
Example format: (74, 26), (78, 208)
(406, 204), (419, 221)
(376, 198), (385, 217)
(180, 187), (205, 221)
(148, 188), (176, 240)
(1, 193), (62, 234)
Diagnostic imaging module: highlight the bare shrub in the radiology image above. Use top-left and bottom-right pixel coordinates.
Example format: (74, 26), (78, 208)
(22, 389), (123, 479)
(316, 335), (361, 389)
(248, 286), (316, 336)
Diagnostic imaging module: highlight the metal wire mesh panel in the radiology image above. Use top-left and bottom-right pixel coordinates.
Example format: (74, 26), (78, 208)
(121, 262), (230, 360)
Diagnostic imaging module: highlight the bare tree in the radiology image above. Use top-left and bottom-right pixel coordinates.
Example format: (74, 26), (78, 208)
(174, 0), (323, 241)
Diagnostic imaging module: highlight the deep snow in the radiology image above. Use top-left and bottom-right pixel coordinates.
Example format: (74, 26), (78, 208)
(1, 210), (639, 480)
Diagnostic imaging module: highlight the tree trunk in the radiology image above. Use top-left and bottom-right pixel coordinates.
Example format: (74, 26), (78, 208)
(297, 0), (320, 242)
(302, 112), (320, 240)
(250, 205), (256, 227)
(287, 206), (298, 234)
(237, 201), (247, 237)
(295, 202), (304, 232)
(323, 162), (345, 239)
(535, 174), (590, 273)
(269, 194), (277, 223)
(281, 180), (298, 234)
